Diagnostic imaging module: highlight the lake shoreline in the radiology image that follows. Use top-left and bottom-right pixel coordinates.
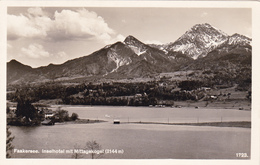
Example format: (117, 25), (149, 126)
(27, 97), (252, 111)
(62, 118), (107, 124)
(125, 121), (251, 128)
(40, 120), (251, 128)
(49, 104), (251, 111)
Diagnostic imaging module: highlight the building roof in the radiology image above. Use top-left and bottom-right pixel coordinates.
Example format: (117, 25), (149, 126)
(41, 119), (52, 124)
(43, 109), (54, 114)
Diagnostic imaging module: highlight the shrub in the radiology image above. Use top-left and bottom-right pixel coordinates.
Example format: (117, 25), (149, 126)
(70, 113), (79, 121)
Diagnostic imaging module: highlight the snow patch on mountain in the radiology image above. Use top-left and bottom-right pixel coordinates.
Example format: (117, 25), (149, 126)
(104, 44), (112, 49)
(168, 56), (176, 60)
(165, 23), (229, 59)
(228, 33), (252, 46)
(160, 47), (168, 54)
(124, 35), (149, 56)
(107, 48), (132, 73)
(128, 45), (147, 56)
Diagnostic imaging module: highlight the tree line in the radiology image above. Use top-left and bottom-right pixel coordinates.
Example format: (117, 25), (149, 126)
(7, 73), (251, 107)
(7, 80), (207, 106)
(7, 98), (79, 126)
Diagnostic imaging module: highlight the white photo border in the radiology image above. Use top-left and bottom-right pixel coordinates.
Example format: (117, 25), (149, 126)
(0, 1), (259, 165)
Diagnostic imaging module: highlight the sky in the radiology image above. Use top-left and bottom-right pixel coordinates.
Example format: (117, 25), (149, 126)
(7, 7), (252, 68)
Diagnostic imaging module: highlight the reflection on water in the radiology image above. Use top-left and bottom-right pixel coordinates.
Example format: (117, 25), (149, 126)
(10, 106), (251, 159)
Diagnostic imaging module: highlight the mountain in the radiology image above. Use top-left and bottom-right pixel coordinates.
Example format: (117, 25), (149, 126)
(124, 35), (149, 56)
(7, 23), (252, 85)
(202, 33), (252, 64)
(123, 35), (191, 71)
(162, 23), (229, 59)
(150, 23), (251, 61)
(34, 41), (139, 79)
(7, 60), (33, 83)
(181, 31), (251, 74)
(227, 33), (251, 46)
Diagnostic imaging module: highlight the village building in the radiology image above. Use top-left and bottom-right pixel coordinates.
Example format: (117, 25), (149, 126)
(43, 109), (54, 119)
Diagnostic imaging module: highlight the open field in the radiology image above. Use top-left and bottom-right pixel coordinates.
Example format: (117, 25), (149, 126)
(172, 100), (251, 110)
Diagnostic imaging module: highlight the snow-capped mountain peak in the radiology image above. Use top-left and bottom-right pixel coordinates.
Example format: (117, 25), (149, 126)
(190, 23), (228, 36)
(124, 35), (148, 56)
(228, 33), (252, 46)
(165, 23), (229, 59)
(124, 35), (139, 44)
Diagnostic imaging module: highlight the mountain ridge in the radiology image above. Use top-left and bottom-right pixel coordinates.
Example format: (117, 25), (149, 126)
(7, 23), (251, 85)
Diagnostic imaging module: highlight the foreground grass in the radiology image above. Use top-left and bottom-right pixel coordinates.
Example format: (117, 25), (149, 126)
(127, 121), (251, 128)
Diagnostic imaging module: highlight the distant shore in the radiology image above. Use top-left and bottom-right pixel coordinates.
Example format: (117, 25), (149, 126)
(57, 119), (251, 128)
(126, 121), (251, 128)
(56, 118), (107, 125)
(34, 98), (251, 111)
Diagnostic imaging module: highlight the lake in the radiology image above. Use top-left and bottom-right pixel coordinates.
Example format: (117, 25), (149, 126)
(51, 105), (251, 123)
(9, 106), (251, 159)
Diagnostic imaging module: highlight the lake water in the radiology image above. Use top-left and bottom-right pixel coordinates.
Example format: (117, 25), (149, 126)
(10, 106), (251, 159)
(51, 105), (251, 123)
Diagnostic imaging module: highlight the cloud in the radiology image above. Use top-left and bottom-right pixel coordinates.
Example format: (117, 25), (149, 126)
(49, 9), (115, 41)
(7, 7), (122, 44)
(21, 43), (69, 60)
(145, 40), (164, 45)
(27, 7), (46, 16)
(116, 34), (125, 42)
(103, 34), (125, 44)
(21, 44), (50, 59)
(7, 13), (51, 40)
